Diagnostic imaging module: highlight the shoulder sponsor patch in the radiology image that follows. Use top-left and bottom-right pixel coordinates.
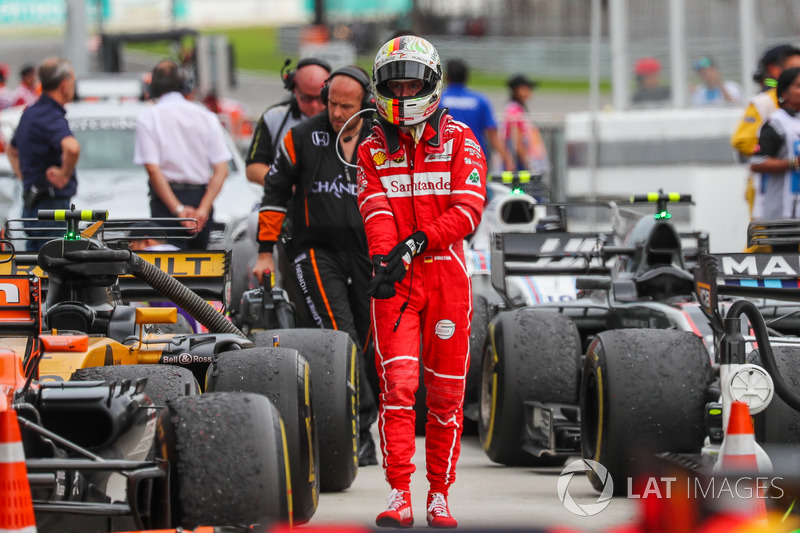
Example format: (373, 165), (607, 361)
(464, 138), (482, 152)
(466, 168), (482, 186)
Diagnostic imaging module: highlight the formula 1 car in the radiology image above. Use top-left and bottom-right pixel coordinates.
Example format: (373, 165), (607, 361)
(478, 192), (713, 468)
(580, 219), (800, 496)
(0, 239), (291, 532)
(2, 208), (359, 525)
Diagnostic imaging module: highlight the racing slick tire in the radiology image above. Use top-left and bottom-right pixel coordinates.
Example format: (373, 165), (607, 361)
(748, 347), (800, 444)
(157, 393), (291, 528)
(479, 308), (581, 466)
(252, 329), (358, 492)
(71, 364), (201, 407)
(205, 347), (319, 524)
(581, 329), (712, 494)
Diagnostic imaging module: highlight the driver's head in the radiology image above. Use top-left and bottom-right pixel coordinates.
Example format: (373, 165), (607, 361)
(292, 59), (331, 117)
(372, 35), (442, 126)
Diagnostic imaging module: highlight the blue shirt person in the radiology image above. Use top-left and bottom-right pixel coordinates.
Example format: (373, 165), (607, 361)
(7, 57), (79, 251)
(441, 58), (513, 172)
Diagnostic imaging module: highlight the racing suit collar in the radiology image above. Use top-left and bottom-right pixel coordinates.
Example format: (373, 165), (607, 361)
(372, 108), (450, 157)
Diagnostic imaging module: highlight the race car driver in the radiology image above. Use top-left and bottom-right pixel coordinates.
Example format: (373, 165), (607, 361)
(357, 35), (486, 528)
(253, 65), (379, 466)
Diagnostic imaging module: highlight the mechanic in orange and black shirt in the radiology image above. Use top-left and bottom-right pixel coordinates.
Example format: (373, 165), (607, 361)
(252, 66), (379, 466)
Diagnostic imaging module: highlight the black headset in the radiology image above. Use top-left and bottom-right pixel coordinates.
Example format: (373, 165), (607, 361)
(281, 57), (332, 92)
(320, 65), (374, 110)
(149, 59), (193, 97)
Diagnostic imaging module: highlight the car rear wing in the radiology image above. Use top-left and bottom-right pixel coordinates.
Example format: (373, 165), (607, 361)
(746, 219), (800, 249)
(490, 231), (618, 296)
(0, 250), (231, 304)
(693, 252), (800, 318)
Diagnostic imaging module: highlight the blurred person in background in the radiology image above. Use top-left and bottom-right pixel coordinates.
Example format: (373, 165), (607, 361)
(731, 45), (800, 219)
(7, 58), (79, 252)
(0, 63), (12, 110)
(13, 63), (39, 108)
(749, 67), (800, 220)
(501, 74), (550, 175)
(632, 57), (670, 105)
(690, 56), (741, 106)
(134, 59), (231, 250)
(252, 66), (379, 467)
(245, 58), (331, 186)
(441, 58), (513, 172)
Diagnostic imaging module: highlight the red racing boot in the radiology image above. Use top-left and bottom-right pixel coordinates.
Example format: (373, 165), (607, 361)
(426, 492), (457, 528)
(376, 488), (414, 528)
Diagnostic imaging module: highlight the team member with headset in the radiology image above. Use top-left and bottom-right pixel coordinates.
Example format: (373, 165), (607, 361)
(252, 65), (380, 466)
(245, 57), (331, 186)
(245, 57), (331, 326)
(133, 59), (232, 250)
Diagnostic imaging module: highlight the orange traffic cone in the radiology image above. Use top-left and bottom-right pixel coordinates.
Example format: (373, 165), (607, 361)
(718, 401), (761, 472)
(711, 401), (767, 521)
(0, 408), (37, 533)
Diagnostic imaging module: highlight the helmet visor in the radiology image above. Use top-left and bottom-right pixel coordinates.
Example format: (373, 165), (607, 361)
(375, 62), (439, 96)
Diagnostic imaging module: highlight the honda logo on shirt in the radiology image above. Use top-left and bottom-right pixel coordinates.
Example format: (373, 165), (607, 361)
(312, 131), (330, 146)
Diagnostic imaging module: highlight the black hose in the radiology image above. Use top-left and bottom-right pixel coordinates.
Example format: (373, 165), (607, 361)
(129, 254), (245, 338)
(727, 299), (800, 412)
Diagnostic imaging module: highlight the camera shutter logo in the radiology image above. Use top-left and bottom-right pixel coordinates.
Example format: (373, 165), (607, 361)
(557, 459), (613, 516)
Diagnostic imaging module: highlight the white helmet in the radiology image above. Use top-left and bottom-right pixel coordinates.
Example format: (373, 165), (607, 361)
(372, 35), (443, 126)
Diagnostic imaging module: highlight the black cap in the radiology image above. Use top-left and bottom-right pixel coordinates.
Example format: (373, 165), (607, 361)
(507, 74), (538, 90)
(19, 63), (35, 78)
(760, 44), (795, 68)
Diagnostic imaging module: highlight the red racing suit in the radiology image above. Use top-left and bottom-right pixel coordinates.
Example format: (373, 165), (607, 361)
(356, 109), (486, 494)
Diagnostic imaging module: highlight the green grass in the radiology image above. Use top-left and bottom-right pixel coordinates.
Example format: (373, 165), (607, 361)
(127, 24), (607, 93)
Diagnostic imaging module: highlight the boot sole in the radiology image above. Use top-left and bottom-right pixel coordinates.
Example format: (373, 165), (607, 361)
(376, 516), (414, 528)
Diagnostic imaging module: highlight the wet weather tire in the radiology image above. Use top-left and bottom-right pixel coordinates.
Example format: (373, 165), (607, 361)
(479, 309), (581, 466)
(580, 329), (712, 494)
(158, 393), (291, 528)
(253, 329), (358, 492)
(205, 347), (318, 524)
(748, 347), (800, 444)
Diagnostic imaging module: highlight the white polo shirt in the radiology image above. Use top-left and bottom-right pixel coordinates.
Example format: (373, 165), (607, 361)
(134, 92), (232, 185)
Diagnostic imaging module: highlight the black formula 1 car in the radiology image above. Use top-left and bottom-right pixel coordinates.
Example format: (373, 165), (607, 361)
(478, 191), (800, 499)
(477, 193), (712, 467)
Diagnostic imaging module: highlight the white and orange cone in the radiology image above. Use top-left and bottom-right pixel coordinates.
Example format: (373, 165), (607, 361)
(0, 408), (37, 533)
(711, 401), (769, 521)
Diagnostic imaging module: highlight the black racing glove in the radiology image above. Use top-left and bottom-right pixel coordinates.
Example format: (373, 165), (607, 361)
(366, 255), (396, 299)
(384, 231), (428, 284)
